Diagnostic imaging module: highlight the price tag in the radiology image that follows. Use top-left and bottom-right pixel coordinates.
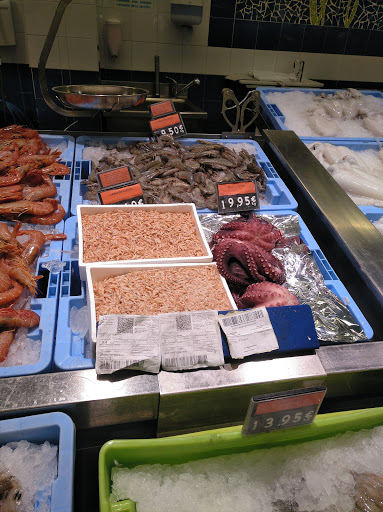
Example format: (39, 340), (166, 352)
(98, 181), (145, 205)
(96, 166), (133, 189)
(242, 386), (326, 436)
(217, 181), (259, 214)
(149, 112), (186, 138)
(149, 100), (175, 118)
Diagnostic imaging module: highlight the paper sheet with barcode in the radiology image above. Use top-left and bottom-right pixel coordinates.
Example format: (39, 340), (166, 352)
(218, 307), (279, 359)
(96, 315), (161, 374)
(160, 310), (224, 371)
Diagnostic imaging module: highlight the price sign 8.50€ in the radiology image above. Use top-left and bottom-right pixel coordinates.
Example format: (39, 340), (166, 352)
(242, 386), (327, 436)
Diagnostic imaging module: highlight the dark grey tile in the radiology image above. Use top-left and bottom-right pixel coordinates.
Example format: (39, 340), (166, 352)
(2, 63), (21, 94)
(70, 70), (100, 85)
(211, 0), (236, 19)
(18, 64), (34, 93)
(233, 19), (258, 49)
(323, 27), (349, 55)
(255, 21), (282, 51)
(366, 30), (383, 57)
(205, 99), (228, 132)
(204, 75), (227, 100)
(301, 25), (326, 53)
(35, 98), (69, 129)
(208, 17), (234, 47)
(279, 22), (305, 52)
(32, 68), (63, 99)
(345, 28), (370, 55)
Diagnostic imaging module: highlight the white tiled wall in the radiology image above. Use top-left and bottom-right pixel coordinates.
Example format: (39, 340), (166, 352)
(1, 0), (383, 85)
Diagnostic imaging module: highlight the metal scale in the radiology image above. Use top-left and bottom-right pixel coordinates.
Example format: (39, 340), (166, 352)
(38, 0), (148, 122)
(220, 88), (260, 137)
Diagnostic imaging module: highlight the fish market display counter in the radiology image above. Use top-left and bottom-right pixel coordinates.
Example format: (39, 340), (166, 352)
(0, 131), (383, 438)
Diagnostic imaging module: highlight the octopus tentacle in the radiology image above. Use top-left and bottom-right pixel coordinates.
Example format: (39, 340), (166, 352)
(212, 239), (266, 287)
(237, 282), (299, 309)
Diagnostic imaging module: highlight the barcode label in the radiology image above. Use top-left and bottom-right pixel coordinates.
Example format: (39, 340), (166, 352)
(98, 359), (145, 370)
(222, 309), (265, 326)
(117, 317), (134, 334)
(176, 314), (192, 331)
(163, 355), (208, 367)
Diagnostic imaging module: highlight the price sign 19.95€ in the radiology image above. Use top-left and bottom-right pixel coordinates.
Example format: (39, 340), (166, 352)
(217, 181), (259, 214)
(242, 386), (327, 436)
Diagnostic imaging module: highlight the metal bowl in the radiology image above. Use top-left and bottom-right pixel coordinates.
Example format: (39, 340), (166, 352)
(52, 84), (148, 111)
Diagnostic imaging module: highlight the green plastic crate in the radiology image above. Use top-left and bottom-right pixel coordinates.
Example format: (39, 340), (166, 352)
(99, 407), (383, 512)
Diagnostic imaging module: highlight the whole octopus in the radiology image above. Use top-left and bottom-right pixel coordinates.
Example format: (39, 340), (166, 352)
(211, 214), (299, 308)
(83, 135), (266, 210)
(0, 221), (66, 363)
(0, 125), (70, 224)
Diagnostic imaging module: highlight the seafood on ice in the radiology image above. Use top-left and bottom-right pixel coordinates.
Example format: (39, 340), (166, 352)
(308, 142), (383, 207)
(82, 136), (266, 210)
(266, 89), (383, 138)
(0, 222), (66, 364)
(0, 125), (70, 224)
(0, 462), (22, 512)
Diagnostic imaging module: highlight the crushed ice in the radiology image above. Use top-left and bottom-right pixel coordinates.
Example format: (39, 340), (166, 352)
(111, 425), (383, 512)
(0, 440), (57, 512)
(69, 305), (89, 336)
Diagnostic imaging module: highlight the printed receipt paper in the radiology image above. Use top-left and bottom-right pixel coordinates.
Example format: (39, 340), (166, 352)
(218, 307), (279, 359)
(96, 310), (223, 374)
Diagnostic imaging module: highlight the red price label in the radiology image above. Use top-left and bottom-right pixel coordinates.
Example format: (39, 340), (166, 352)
(242, 386), (327, 436)
(98, 182), (145, 205)
(149, 100), (175, 118)
(217, 181), (259, 214)
(149, 112), (186, 138)
(96, 166), (132, 189)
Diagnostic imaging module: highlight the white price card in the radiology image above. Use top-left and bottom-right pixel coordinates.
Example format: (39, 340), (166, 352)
(160, 310), (224, 371)
(218, 307), (279, 359)
(96, 315), (161, 374)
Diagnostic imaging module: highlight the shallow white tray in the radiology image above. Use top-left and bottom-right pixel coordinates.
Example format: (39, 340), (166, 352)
(77, 203), (213, 280)
(86, 262), (237, 344)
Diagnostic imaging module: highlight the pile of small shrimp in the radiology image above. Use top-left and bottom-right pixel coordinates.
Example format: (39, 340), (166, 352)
(0, 125), (70, 224)
(0, 221), (66, 363)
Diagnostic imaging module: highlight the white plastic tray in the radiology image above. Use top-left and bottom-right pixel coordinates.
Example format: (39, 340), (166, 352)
(86, 262), (237, 344)
(77, 203), (213, 280)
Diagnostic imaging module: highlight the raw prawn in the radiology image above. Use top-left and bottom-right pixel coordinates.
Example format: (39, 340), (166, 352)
(41, 162), (70, 176)
(20, 203), (66, 225)
(0, 185), (23, 203)
(0, 330), (16, 363)
(0, 258), (39, 295)
(0, 279), (24, 306)
(17, 151), (61, 167)
(0, 198), (58, 216)
(22, 176), (57, 201)
(0, 308), (40, 328)
(18, 228), (66, 265)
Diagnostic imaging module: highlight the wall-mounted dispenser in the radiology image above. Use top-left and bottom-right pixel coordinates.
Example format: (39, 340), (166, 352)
(171, 0), (203, 28)
(104, 18), (122, 59)
(0, 0), (16, 46)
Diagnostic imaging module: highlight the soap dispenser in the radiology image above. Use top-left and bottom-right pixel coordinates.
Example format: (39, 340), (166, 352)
(104, 18), (122, 59)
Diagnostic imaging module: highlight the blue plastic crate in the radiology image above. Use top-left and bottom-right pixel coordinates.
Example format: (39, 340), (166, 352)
(54, 211), (372, 371)
(359, 205), (383, 223)
(70, 136), (297, 215)
(0, 412), (75, 512)
(41, 134), (75, 173)
(258, 87), (383, 140)
(0, 221), (64, 378)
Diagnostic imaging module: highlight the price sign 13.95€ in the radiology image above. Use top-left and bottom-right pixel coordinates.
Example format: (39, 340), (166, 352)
(242, 386), (327, 436)
(217, 181), (259, 214)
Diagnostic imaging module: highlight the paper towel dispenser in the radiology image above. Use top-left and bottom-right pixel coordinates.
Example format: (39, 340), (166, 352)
(0, 0), (16, 46)
(171, 0), (203, 27)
